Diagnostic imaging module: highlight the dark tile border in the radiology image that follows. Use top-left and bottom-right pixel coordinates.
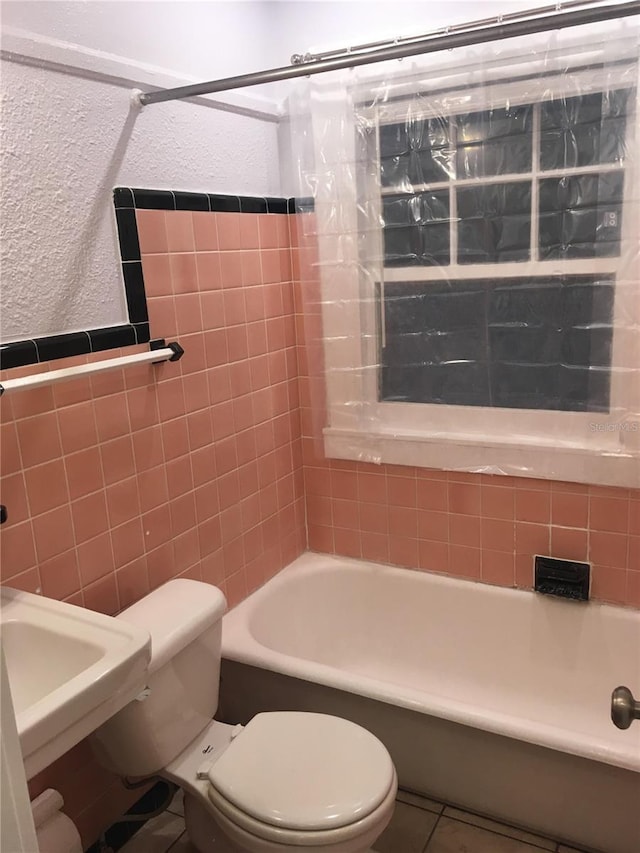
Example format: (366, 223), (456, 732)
(114, 187), (307, 215)
(0, 323), (151, 372)
(1, 188), (314, 371)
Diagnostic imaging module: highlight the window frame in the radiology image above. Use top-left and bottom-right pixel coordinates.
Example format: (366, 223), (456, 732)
(313, 48), (640, 488)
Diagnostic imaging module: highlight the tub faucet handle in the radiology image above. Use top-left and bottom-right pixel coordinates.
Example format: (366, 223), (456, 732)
(611, 686), (640, 730)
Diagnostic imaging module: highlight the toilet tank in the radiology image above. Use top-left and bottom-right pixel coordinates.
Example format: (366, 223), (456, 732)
(91, 579), (227, 778)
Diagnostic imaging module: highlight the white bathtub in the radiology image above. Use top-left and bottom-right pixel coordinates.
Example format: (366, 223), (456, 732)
(220, 552), (640, 853)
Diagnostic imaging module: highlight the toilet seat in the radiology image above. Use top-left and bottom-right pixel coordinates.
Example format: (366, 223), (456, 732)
(206, 712), (396, 840)
(205, 770), (398, 850)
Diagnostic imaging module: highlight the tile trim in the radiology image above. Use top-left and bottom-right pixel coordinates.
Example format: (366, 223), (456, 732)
(0, 323), (150, 371)
(114, 186), (310, 215)
(1, 187), (313, 371)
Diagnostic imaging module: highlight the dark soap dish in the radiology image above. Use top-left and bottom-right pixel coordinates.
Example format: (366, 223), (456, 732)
(534, 555), (590, 601)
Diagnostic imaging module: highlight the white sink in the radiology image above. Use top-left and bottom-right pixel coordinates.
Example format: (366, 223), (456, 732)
(0, 587), (151, 779)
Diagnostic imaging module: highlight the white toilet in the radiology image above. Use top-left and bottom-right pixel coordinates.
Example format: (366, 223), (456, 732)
(91, 579), (397, 853)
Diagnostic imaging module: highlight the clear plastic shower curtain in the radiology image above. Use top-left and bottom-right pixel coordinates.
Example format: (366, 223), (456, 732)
(287, 17), (640, 489)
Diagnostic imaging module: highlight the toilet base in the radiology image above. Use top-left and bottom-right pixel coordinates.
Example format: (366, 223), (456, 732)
(184, 792), (240, 853)
(183, 791), (382, 853)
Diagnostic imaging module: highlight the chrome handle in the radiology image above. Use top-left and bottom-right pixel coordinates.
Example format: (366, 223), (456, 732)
(611, 686), (640, 730)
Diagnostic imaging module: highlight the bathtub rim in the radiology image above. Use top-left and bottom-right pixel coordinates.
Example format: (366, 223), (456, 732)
(221, 551), (640, 774)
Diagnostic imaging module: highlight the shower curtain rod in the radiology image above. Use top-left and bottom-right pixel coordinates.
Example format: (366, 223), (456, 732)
(291, 0), (617, 64)
(137, 0), (640, 106)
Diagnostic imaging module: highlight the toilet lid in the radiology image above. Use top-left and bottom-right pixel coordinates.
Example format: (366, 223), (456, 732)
(207, 712), (395, 831)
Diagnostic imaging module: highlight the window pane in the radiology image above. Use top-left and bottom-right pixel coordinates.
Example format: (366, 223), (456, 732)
(539, 172), (624, 259)
(456, 105), (532, 178)
(383, 192), (450, 266)
(381, 284), (490, 405)
(380, 276), (614, 412)
(540, 89), (630, 170)
(457, 182), (531, 264)
(380, 117), (453, 189)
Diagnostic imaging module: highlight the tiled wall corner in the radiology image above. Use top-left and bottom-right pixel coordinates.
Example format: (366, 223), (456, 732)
(292, 214), (640, 609)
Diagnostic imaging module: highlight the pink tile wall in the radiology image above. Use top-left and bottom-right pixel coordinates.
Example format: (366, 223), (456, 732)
(1, 205), (638, 847)
(292, 213), (640, 609)
(0, 208), (305, 846)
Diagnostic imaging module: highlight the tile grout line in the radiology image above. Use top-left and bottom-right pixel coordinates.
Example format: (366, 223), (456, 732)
(421, 808), (441, 852)
(165, 826), (187, 853)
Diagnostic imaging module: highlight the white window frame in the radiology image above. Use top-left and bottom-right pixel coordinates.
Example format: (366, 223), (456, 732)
(314, 41), (640, 488)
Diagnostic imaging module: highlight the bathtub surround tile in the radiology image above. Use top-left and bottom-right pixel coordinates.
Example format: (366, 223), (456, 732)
(373, 801), (439, 853)
(590, 564), (628, 605)
(551, 491), (589, 528)
(290, 208), (640, 607)
(515, 489), (550, 524)
(481, 484), (515, 520)
(294, 205), (638, 607)
(441, 808), (556, 850)
(589, 530), (628, 568)
(590, 495), (629, 533)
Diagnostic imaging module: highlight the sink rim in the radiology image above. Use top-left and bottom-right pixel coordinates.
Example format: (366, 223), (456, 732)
(0, 586), (151, 777)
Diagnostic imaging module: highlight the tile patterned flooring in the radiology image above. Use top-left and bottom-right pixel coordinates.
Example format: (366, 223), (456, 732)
(119, 788), (589, 853)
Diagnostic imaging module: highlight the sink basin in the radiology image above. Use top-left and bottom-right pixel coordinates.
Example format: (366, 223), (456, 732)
(0, 587), (151, 779)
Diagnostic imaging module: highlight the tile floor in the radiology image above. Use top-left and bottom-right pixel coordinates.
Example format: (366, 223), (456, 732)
(118, 788), (590, 853)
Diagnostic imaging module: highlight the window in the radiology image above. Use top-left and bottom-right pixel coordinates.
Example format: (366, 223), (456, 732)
(381, 275), (615, 412)
(378, 89), (629, 414)
(312, 47), (639, 487)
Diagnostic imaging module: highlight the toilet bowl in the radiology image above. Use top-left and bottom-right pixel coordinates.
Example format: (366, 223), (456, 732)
(91, 579), (397, 853)
(166, 712), (397, 853)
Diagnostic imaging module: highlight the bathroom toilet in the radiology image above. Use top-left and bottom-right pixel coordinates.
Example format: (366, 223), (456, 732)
(91, 579), (397, 853)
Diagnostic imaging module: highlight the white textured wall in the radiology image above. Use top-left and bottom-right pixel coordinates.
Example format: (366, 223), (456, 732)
(0, 1), (282, 342)
(270, 0), (535, 56)
(273, 0), (544, 194)
(0, 0), (609, 340)
(0, 0), (285, 84)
